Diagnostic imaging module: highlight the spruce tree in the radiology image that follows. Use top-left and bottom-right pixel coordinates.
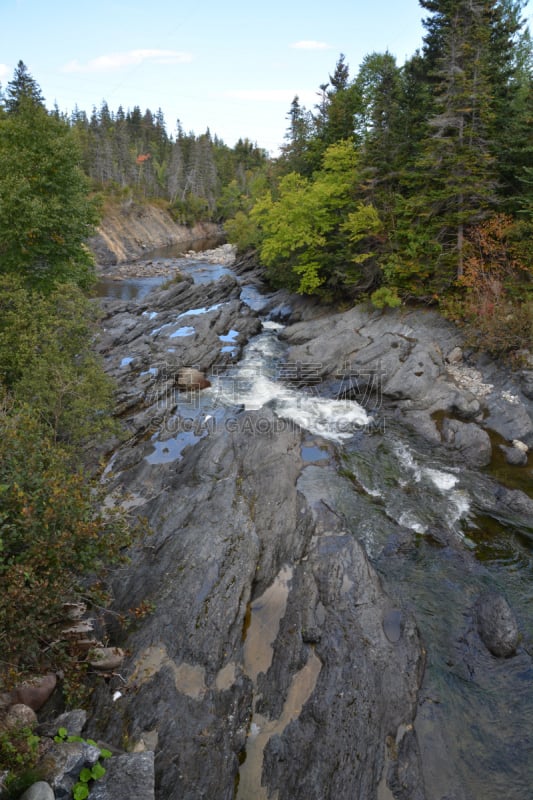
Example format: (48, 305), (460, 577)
(414, 0), (498, 283)
(5, 60), (45, 113)
(488, 0), (533, 211)
(356, 52), (404, 221)
(0, 90), (99, 290)
(279, 96), (313, 175)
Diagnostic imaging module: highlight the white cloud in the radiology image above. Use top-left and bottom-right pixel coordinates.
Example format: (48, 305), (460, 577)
(290, 40), (331, 50)
(62, 49), (192, 73)
(0, 63), (10, 82)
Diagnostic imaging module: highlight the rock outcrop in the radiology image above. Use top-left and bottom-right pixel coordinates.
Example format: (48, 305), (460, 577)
(89, 202), (220, 266)
(86, 410), (425, 800)
(277, 303), (533, 454)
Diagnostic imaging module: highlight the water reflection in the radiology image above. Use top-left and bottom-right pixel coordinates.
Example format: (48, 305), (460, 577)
(94, 236), (226, 300)
(143, 235), (223, 260)
(94, 275), (168, 301)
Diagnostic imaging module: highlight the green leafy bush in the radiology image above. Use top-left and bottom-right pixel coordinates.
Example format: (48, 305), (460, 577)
(0, 275), (116, 446)
(0, 726), (41, 790)
(0, 402), (131, 677)
(248, 140), (382, 296)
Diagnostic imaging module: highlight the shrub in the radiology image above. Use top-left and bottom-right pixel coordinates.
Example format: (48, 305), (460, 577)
(370, 286), (402, 309)
(0, 275), (116, 447)
(0, 402), (132, 678)
(442, 215), (533, 357)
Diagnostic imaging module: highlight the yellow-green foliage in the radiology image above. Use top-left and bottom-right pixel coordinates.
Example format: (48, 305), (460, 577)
(224, 210), (261, 252)
(249, 140), (382, 295)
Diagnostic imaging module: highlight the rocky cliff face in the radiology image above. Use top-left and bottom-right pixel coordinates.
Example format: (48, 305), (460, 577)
(89, 202), (220, 266)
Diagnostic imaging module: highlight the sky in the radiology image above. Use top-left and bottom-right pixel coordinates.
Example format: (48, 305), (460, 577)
(2, 0), (441, 153)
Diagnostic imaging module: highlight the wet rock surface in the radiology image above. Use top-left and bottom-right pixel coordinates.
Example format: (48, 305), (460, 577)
(279, 304), (533, 449)
(84, 269), (428, 799)
(87, 417), (425, 800)
(83, 257), (533, 800)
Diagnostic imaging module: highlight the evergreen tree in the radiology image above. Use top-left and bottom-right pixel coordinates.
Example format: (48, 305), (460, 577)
(304, 55), (362, 169)
(488, 0), (533, 210)
(279, 96), (313, 175)
(0, 98), (99, 291)
(4, 60), (45, 113)
(323, 54), (360, 144)
(356, 52), (404, 216)
(414, 0), (498, 282)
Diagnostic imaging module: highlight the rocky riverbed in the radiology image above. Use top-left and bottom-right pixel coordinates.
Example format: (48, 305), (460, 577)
(76, 247), (533, 800)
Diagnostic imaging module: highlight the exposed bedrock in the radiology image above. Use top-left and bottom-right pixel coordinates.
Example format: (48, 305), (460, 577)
(86, 412), (425, 800)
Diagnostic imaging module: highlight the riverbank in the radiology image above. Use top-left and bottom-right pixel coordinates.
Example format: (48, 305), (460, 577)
(88, 201), (221, 266)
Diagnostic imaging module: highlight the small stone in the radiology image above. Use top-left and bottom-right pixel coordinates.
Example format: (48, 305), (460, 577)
(11, 674), (57, 711)
(19, 781), (55, 800)
(2, 703), (37, 731)
(476, 592), (520, 658)
(446, 346), (463, 365)
(500, 444), (528, 466)
(175, 367), (211, 390)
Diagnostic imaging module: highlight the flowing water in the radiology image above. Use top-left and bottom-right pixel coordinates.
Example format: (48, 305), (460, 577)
(100, 255), (533, 800)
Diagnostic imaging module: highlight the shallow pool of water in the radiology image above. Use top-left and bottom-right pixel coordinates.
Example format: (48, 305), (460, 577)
(94, 275), (169, 301)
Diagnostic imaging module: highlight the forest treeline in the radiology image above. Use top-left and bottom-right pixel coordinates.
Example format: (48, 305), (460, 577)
(69, 102), (269, 226)
(225, 0), (533, 359)
(42, 0), (528, 354)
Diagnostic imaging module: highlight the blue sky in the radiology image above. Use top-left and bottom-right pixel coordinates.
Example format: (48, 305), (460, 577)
(3, 0), (432, 152)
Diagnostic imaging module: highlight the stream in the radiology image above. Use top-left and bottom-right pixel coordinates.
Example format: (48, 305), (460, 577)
(98, 251), (533, 800)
